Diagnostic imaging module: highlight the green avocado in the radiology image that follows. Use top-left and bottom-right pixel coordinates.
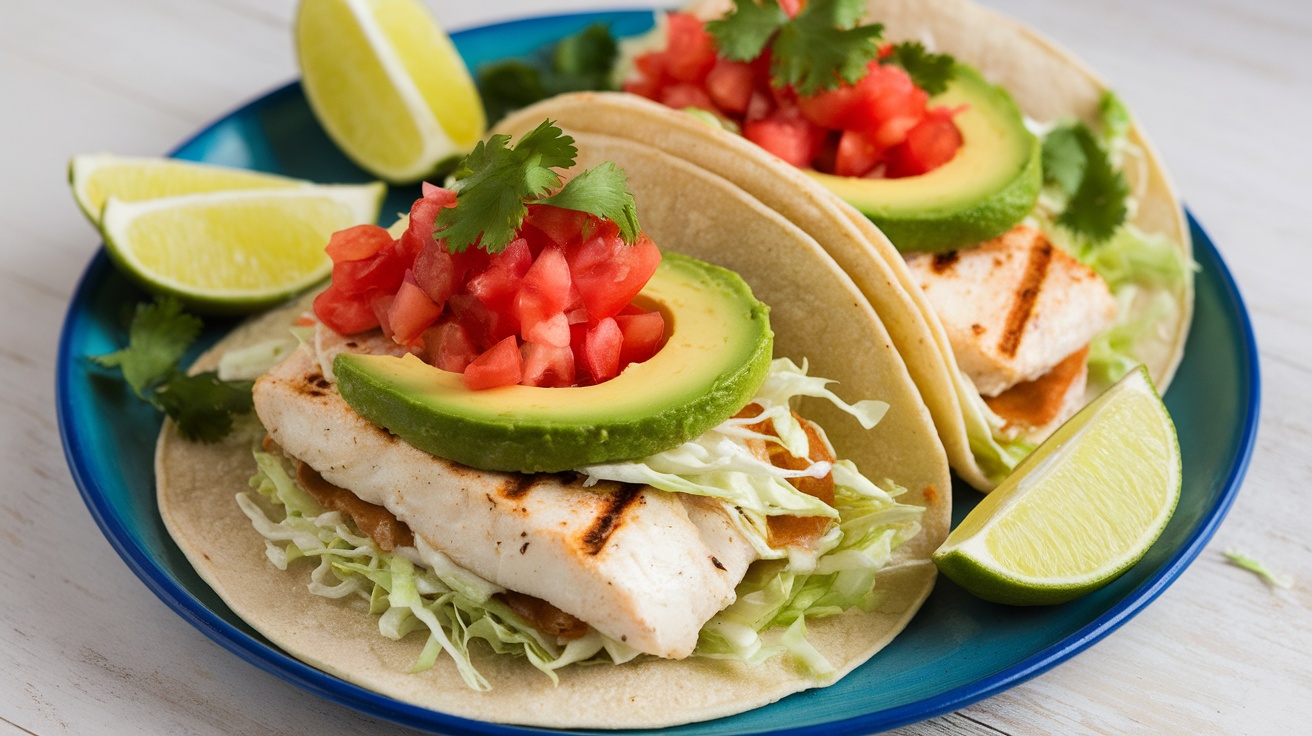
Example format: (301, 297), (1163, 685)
(333, 252), (774, 472)
(810, 64), (1041, 253)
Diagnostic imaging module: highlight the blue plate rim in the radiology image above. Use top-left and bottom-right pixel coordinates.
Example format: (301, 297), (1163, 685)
(55, 10), (1260, 735)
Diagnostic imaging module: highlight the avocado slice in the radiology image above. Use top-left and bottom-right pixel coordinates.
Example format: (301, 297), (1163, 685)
(333, 252), (774, 472)
(810, 64), (1041, 253)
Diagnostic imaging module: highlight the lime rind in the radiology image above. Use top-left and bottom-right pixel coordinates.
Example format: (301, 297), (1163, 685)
(295, 0), (485, 184)
(99, 183), (385, 314)
(69, 154), (307, 227)
(933, 366), (1181, 605)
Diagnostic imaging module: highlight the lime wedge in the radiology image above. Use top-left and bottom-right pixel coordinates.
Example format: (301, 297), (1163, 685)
(933, 366), (1181, 605)
(100, 183), (385, 314)
(70, 154), (306, 226)
(295, 0), (486, 183)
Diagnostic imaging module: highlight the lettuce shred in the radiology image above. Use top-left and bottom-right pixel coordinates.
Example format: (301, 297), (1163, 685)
(585, 358), (924, 673)
(240, 359), (923, 685)
(963, 96), (1194, 483)
(239, 450), (633, 691)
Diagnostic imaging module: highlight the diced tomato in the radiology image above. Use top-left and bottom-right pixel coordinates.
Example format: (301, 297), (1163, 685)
(565, 231), (662, 321)
(525, 205), (591, 249)
(662, 13), (717, 83)
(401, 183), (462, 261)
(796, 85), (858, 131)
(834, 129), (884, 178)
(467, 238), (531, 311)
(316, 187), (666, 390)
(325, 224), (392, 262)
(421, 321), (478, 373)
(778, 0), (803, 17)
(744, 89), (775, 121)
(615, 311), (666, 367)
(331, 246), (401, 297)
(705, 59), (757, 115)
(420, 182), (457, 207)
(520, 342), (576, 387)
(412, 241), (456, 307)
(743, 109), (826, 168)
(858, 66), (928, 138)
(370, 293), (396, 339)
(448, 294), (517, 351)
(660, 83), (717, 113)
(622, 71), (664, 101)
(885, 107), (963, 178)
(796, 61), (924, 139)
(313, 284), (377, 335)
(633, 47), (672, 88)
(524, 311), (570, 347)
(581, 318), (623, 383)
(871, 114), (922, 149)
(464, 336), (522, 390)
(387, 273), (443, 345)
(514, 247), (573, 344)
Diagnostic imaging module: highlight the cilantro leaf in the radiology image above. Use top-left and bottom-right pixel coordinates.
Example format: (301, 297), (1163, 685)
(90, 296), (253, 443)
(707, 0), (788, 62)
(882, 42), (955, 96)
(551, 23), (618, 85)
(92, 297), (201, 398)
(438, 120), (578, 252)
(153, 371), (254, 443)
(771, 0), (883, 95)
(1041, 125), (1088, 196)
(537, 162), (641, 243)
(436, 119), (643, 252)
(1047, 123), (1129, 243)
(478, 61), (547, 125)
(478, 24), (618, 124)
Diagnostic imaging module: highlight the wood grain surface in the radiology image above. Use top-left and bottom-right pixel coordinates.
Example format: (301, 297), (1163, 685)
(3, 1), (1308, 734)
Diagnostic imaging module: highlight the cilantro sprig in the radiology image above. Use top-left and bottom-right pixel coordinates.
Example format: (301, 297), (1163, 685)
(1042, 122), (1130, 244)
(91, 297), (253, 442)
(881, 42), (955, 96)
(712, 0), (927, 96)
(478, 23), (618, 124)
(436, 119), (641, 253)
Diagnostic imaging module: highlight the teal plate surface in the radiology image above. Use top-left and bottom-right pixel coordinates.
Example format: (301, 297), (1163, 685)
(56, 10), (1258, 735)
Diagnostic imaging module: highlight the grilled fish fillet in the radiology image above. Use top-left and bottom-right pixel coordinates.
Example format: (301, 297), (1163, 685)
(904, 226), (1117, 397)
(252, 346), (757, 659)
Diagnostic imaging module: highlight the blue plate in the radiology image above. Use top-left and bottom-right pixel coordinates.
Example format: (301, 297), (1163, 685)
(56, 10), (1259, 735)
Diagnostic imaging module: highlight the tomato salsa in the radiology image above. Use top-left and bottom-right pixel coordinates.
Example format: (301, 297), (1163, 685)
(314, 184), (665, 390)
(623, 12), (963, 179)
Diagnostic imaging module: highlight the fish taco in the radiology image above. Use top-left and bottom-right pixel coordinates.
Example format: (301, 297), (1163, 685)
(495, 0), (1193, 490)
(156, 121), (950, 728)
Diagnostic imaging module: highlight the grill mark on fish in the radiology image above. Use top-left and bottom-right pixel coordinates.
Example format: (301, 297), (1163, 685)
(931, 251), (959, 273)
(298, 371), (331, 398)
(581, 484), (643, 556)
(500, 476), (536, 500)
(998, 237), (1054, 358)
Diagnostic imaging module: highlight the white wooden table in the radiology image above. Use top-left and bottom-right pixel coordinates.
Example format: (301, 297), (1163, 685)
(3, 1), (1309, 734)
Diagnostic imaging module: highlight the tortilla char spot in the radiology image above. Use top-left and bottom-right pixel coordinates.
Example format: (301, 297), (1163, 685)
(580, 483), (643, 556)
(520, 542), (529, 554)
(923, 485), (939, 506)
(971, 323), (986, 336)
(711, 556), (726, 571)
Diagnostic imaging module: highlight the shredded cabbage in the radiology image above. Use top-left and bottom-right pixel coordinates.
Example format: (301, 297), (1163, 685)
(968, 97), (1193, 483)
(240, 450), (625, 691)
(585, 358), (923, 672)
(240, 359), (923, 686)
